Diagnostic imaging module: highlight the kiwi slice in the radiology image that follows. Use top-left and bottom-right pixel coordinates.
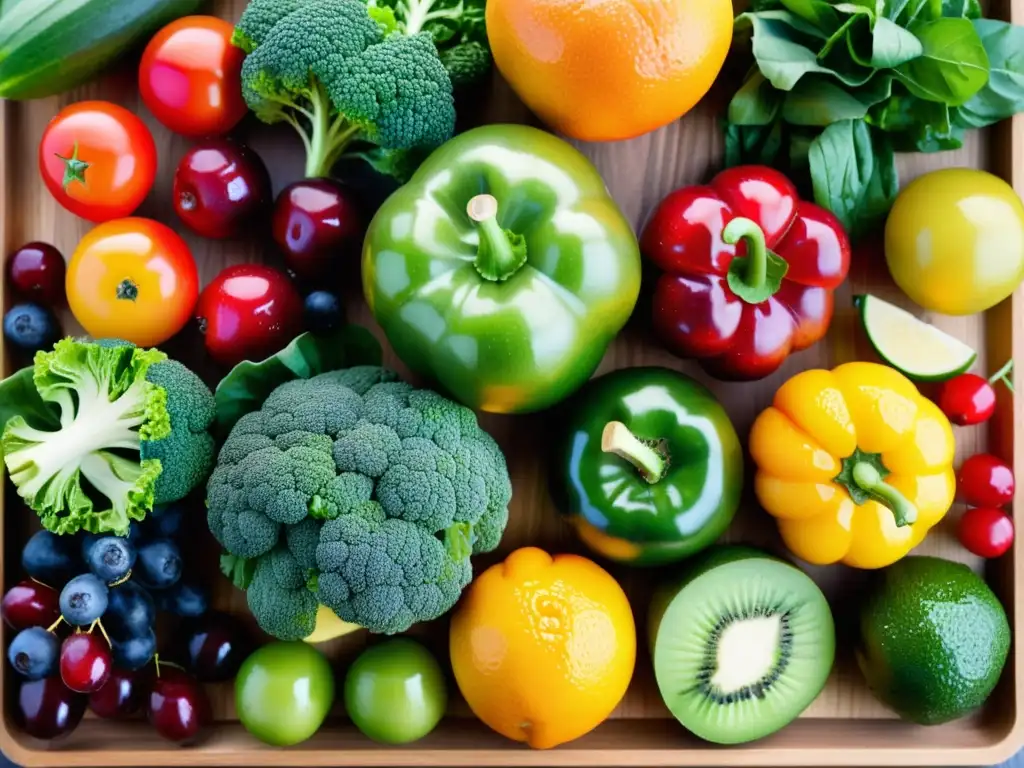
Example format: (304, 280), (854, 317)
(650, 547), (835, 745)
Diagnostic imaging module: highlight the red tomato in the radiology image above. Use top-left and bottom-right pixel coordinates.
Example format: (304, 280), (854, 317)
(957, 507), (1015, 559)
(958, 453), (1015, 508)
(139, 16), (248, 137)
(195, 264), (303, 367)
(38, 102), (157, 223)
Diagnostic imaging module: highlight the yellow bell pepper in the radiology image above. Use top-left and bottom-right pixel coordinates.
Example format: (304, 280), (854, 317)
(749, 362), (956, 569)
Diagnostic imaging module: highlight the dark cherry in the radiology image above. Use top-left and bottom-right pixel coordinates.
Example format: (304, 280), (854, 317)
(272, 179), (363, 280)
(89, 667), (142, 719)
(6, 242), (66, 305)
(147, 665), (211, 744)
(60, 632), (112, 693)
(173, 139), (272, 239)
(15, 676), (87, 740)
(179, 612), (252, 682)
(2, 579), (60, 630)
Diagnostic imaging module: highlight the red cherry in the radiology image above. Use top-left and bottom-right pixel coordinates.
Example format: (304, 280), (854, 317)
(15, 676), (87, 740)
(2, 579), (60, 630)
(195, 263), (303, 368)
(173, 139), (271, 239)
(6, 242), (66, 306)
(89, 667), (143, 719)
(958, 507), (1015, 559)
(959, 453), (1015, 508)
(147, 665), (211, 744)
(937, 373), (996, 426)
(272, 179), (364, 281)
(60, 632), (112, 693)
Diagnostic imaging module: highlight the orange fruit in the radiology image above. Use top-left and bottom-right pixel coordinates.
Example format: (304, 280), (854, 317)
(485, 0), (734, 142)
(449, 547), (636, 749)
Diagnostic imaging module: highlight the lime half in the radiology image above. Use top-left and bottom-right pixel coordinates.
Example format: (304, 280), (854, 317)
(857, 294), (977, 381)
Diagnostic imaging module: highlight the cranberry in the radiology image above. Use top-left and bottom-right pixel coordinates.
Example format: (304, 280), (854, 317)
(272, 179), (363, 280)
(173, 139), (271, 239)
(89, 667), (143, 719)
(147, 665), (211, 744)
(6, 242), (66, 306)
(15, 676), (87, 740)
(2, 579), (60, 630)
(60, 632), (113, 693)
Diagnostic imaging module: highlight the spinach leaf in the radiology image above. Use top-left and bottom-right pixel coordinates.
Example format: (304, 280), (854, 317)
(729, 71), (784, 125)
(809, 119), (899, 240)
(855, 17), (924, 67)
(886, 0), (980, 24)
(873, 96), (965, 150)
(783, 73), (894, 125)
(894, 18), (990, 106)
(942, 0), (982, 19)
(724, 121), (786, 168)
(954, 19), (1024, 129)
(779, 0), (844, 32)
(737, 11), (874, 90)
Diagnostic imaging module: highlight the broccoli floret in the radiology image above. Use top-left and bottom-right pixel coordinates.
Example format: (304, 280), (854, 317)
(236, 0), (455, 179)
(439, 41), (491, 88)
(207, 365), (511, 639)
(1, 339), (214, 537)
(247, 544), (320, 640)
(232, 0), (307, 53)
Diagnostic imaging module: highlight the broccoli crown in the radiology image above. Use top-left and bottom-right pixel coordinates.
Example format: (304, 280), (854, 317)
(246, 544), (321, 640)
(439, 41), (492, 88)
(1, 339), (214, 537)
(207, 365), (511, 638)
(237, 0), (455, 178)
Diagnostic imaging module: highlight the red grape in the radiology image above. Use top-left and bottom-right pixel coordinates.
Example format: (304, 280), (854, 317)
(147, 665), (211, 744)
(60, 632), (113, 693)
(2, 579), (60, 630)
(15, 676), (87, 740)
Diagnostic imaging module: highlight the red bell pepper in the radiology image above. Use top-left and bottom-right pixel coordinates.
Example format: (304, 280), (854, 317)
(640, 166), (852, 381)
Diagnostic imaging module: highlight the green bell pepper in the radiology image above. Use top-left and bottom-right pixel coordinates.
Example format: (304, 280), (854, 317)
(362, 124), (642, 414)
(553, 367), (744, 566)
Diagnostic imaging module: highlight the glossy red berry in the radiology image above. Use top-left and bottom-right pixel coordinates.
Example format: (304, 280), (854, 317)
(60, 632), (113, 693)
(937, 373), (996, 426)
(6, 242), (66, 306)
(272, 179), (363, 281)
(2, 580), (60, 630)
(147, 665), (211, 744)
(958, 507), (1015, 559)
(959, 453), (1015, 509)
(89, 667), (143, 719)
(15, 676), (87, 740)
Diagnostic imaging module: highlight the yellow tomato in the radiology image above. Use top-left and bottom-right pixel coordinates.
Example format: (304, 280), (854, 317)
(67, 217), (199, 347)
(885, 168), (1024, 315)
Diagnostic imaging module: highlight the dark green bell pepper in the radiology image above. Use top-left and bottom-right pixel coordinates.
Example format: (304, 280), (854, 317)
(362, 124), (642, 414)
(554, 367), (744, 566)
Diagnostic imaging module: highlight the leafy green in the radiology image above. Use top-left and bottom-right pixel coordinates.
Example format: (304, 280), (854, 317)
(954, 19), (1024, 128)
(729, 71), (784, 125)
(724, 121), (786, 168)
(782, 74), (893, 125)
(894, 18), (989, 105)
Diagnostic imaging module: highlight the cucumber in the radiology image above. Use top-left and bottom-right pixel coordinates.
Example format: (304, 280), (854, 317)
(857, 294), (977, 381)
(0, 0), (204, 100)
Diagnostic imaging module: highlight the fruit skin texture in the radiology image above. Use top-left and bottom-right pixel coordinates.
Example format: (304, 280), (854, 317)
(38, 101), (157, 222)
(958, 453), (1015, 509)
(485, 0), (732, 142)
(139, 15), (248, 137)
(750, 362), (957, 569)
(938, 373), (997, 426)
(958, 507), (1015, 559)
(195, 264), (303, 368)
(554, 366), (743, 566)
(2, 580), (60, 630)
(344, 638), (447, 745)
(16, 676), (87, 740)
(235, 641), (335, 746)
(3, 303), (60, 356)
(449, 547), (636, 750)
(148, 666), (211, 743)
(60, 632), (112, 693)
(66, 217), (199, 347)
(6, 242), (66, 305)
(885, 168), (1024, 315)
(273, 179), (364, 281)
(857, 555), (1010, 724)
(89, 667), (142, 719)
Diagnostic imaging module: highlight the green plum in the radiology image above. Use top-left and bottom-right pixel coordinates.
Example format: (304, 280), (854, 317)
(235, 641), (335, 746)
(344, 638), (447, 744)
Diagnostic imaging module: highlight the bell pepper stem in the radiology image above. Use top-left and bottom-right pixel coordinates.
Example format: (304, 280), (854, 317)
(852, 462), (918, 527)
(467, 194), (528, 282)
(601, 421), (667, 484)
(989, 359), (1015, 394)
(722, 217), (768, 291)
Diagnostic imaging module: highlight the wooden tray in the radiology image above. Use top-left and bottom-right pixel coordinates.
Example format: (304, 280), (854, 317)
(2, 0), (1024, 764)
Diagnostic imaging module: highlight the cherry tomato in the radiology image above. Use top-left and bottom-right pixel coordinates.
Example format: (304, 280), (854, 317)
(6, 242), (66, 305)
(958, 507), (1015, 559)
(195, 265), (303, 367)
(958, 453), (1015, 508)
(272, 180), (364, 281)
(39, 101), (157, 223)
(139, 16), (248, 137)
(937, 361), (1015, 426)
(66, 218), (199, 347)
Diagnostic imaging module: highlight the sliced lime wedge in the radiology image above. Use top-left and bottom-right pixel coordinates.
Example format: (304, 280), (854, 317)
(857, 294), (977, 382)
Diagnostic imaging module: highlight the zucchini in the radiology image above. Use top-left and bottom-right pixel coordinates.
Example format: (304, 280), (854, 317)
(0, 0), (204, 100)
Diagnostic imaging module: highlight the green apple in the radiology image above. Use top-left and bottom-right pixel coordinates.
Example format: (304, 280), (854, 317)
(344, 638), (447, 744)
(235, 641), (335, 746)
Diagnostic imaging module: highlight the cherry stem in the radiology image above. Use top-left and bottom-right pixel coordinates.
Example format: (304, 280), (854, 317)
(988, 359), (1015, 394)
(28, 576), (54, 590)
(92, 618), (112, 647)
(107, 570), (132, 588)
(46, 616), (63, 633)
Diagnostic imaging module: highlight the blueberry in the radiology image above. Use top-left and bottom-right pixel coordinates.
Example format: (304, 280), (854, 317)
(21, 530), (77, 586)
(85, 536), (136, 584)
(59, 574), (108, 626)
(141, 504), (184, 540)
(105, 582), (155, 640)
(79, 532), (102, 563)
(111, 628), (156, 671)
(136, 540), (182, 590)
(3, 303), (60, 356)
(155, 582), (209, 618)
(7, 627), (59, 680)
(303, 290), (343, 333)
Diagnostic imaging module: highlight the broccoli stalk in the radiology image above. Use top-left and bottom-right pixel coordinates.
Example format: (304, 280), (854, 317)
(398, 0), (465, 35)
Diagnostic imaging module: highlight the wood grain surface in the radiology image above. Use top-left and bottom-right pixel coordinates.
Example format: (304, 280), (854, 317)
(1, 0), (1023, 765)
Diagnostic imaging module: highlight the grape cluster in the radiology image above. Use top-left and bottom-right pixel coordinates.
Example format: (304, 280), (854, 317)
(1, 503), (222, 743)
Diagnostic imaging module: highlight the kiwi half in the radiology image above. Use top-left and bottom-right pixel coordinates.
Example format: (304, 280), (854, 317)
(650, 547), (835, 745)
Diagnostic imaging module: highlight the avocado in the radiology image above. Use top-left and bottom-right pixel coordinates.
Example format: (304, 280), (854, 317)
(857, 555), (1010, 725)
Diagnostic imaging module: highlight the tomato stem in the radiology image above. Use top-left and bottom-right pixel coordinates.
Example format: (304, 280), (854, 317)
(55, 141), (89, 190)
(116, 279), (139, 302)
(988, 359), (1015, 394)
